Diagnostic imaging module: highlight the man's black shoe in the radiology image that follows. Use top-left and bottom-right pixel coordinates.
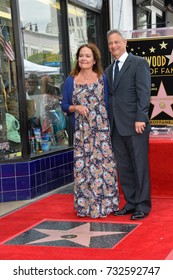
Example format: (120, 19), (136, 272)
(113, 207), (135, 216)
(130, 210), (148, 220)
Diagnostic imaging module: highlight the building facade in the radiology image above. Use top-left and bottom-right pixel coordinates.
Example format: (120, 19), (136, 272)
(0, 0), (172, 202)
(110, 0), (173, 32)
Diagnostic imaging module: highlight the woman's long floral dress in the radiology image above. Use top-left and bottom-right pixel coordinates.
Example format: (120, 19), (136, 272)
(72, 76), (119, 218)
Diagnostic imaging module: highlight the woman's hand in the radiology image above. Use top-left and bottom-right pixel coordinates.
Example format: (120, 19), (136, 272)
(75, 105), (89, 118)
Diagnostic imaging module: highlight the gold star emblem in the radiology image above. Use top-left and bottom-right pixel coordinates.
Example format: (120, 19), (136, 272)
(149, 47), (156, 53)
(159, 41), (168, 49)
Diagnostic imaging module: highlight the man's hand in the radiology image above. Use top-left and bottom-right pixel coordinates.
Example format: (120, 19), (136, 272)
(135, 122), (146, 134)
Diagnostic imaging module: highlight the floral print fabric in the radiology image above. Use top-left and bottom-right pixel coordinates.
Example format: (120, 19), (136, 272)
(73, 76), (119, 218)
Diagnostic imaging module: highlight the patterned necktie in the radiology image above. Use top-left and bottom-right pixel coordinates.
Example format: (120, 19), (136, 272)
(113, 60), (119, 88)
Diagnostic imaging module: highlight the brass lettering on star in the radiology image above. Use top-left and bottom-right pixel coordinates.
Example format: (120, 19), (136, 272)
(150, 120), (173, 125)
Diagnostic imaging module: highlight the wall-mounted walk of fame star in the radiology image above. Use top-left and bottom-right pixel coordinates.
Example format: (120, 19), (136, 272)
(4, 220), (138, 248)
(150, 81), (173, 119)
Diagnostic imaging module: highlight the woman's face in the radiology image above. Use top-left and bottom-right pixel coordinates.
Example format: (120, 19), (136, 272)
(78, 47), (95, 70)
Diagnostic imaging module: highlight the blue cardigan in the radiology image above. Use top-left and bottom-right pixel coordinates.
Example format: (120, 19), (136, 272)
(61, 74), (109, 127)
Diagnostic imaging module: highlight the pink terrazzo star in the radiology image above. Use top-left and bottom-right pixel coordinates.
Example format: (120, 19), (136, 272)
(27, 223), (125, 247)
(150, 81), (173, 119)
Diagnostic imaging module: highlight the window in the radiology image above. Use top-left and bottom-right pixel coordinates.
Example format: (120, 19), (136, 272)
(137, 8), (151, 29)
(0, 1), (22, 161)
(68, 3), (97, 68)
(19, 0), (69, 157)
(31, 48), (39, 55)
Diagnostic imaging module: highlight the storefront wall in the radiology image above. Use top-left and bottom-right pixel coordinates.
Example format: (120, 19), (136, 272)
(0, 0), (108, 202)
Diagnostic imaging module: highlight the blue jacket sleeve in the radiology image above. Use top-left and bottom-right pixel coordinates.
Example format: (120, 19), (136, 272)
(103, 73), (109, 112)
(61, 76), (75, 129)
(61, 76), (74, 113)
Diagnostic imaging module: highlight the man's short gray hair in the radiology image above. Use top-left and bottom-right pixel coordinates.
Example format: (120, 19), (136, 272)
(107, 29), (126, 40)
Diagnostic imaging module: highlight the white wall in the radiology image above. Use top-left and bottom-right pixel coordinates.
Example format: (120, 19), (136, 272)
(109, 0), (133, 31)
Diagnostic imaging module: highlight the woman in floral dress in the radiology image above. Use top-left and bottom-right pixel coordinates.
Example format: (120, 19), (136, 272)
(62, 43), (119, 218)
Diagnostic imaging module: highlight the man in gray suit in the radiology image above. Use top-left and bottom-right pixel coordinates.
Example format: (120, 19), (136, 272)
(105, 29), (151, 220)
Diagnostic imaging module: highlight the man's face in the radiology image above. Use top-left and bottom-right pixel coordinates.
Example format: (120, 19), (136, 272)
(108, 33), (127, 59)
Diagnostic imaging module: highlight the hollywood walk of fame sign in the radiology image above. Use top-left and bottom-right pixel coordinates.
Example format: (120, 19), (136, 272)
(127, 36), (173, 126)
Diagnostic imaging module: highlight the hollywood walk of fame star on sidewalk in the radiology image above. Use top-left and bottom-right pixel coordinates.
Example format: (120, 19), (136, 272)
(27, 223), (125, 247)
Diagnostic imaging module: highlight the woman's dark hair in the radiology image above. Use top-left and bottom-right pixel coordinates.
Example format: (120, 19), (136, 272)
(70, 43), (103, 77)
